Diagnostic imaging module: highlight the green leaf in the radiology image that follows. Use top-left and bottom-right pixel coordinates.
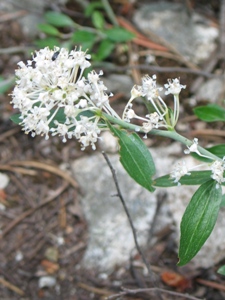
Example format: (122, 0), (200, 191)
(34, 37), (60, 49)
(109, 125), (156, 192)
(44, 11), (75, 28)
(37, 24), (60, 37)
(92, 11), (105, 30)
(207, 144), (225, 159)
(72, 30), (96, 51)
(0, 77), (14, 94)
(220, 194), (225, 207)
(94, 39), (115, 61)
(191, 144), (225, 163)
(178, 180), (222, 266)
(10, 114), (21, 124)
(217, 265), (225, 275)
(104, 27), (135, 42)
(154, 170), (212, 187)
(85, 1), (103, 17)
(10, 109), (95, 129)
(194, 104), (225, 122)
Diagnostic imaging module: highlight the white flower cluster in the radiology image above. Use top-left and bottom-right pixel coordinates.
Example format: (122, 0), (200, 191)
(170, 161), (191, 186)
(210, 159), (225, 188)
(11, 47), (118, 150)
(171, 138), (225, 187)
(122, 75), (185, 132)
(11, 47), (186, 149)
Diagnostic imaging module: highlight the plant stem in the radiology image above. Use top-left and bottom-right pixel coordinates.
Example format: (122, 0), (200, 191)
(101, 0), (118, 26)
(102, 113), (220, 161)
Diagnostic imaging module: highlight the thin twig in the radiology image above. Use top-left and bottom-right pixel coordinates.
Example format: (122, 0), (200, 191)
(102, 151), (163, 300)
(10, 160), (79, 189)
(0, 277), (24, 296)
(0, 182), (69, 239)
(93, 62), (217, 78)
(106, 287), (203, 300)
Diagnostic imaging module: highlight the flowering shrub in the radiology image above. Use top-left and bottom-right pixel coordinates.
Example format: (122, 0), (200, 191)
(11, 47), (225, 267)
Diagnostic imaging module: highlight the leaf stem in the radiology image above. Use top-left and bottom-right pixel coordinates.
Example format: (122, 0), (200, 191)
(102, 113), (220, 161)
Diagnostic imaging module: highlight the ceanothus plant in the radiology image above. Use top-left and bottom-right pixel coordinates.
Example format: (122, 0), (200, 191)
(10, 46), (225, 267)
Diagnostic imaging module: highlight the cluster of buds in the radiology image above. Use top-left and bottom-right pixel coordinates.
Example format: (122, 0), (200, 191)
(170, 138), (225, 187)
(122, 74), (186, 134)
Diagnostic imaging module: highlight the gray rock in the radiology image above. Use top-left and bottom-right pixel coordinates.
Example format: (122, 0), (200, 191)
(133, 2), (218, 64)
(103, 74), (134, 99)
(72, 153), (158, 272)
(71, 143), (180, 271)
(71, 141), (225, 271)
(195, 77), (225, 103)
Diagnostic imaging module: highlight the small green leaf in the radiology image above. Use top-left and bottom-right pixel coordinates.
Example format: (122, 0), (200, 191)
(178, 180), (222, 266)
(37, 24), (60, 37)
(72, 30), (96, 50)
(0, 77), (14, 94)
(217, 265), (225, 275)
(109, 125), (156, 192)
(94, 39), (115, 61)
(194, 104), (225, 122)
(10, 114), (21, 124)
(34, 37), (60, 49)
(104, 27), (135, 42)
(85, 1), (103, 17)
(207, 144), (225, 159)
(154, 170), (212, 187)
(44, 11), (75, 28)
(92, 11), (105, 30)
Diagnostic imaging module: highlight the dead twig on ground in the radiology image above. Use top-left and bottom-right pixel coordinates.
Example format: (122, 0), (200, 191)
(102, 151), (163, 300)
(106, 287), (202, 300)
(0, 182), (69, 239)
(0, 10), (27, 23)
(0, 164), (37, 176)
(78, 282), (112, 297)
(196, 278), (225, 292)
(95, 63), (216, 78)
(10, 160), (79, 189)
(0, 277), (24, 296)
(190, 129), (225, 138)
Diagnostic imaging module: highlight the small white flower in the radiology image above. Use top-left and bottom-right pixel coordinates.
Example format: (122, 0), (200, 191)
(170, 161), (191, 185)
(141, 74), (160, 100)
(210, 159), (225, 187)
(130, 85), (142, 99)
(146, 112), (160, 128)
(142, 122), (153, 134)
(125, 108), (136, 121)
(73, 116), (101, 150)
(184, 138), (201, 155)
(164, 78), (186, 96)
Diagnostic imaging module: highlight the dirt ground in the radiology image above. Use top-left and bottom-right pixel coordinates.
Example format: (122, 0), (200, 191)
(1, 0), (225, 299)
